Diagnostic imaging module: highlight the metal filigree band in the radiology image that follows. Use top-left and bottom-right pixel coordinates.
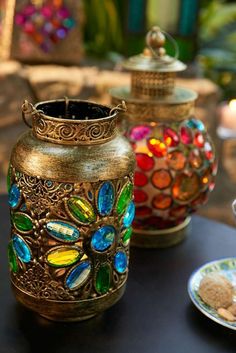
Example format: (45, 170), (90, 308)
(31, 113), (118, 145)
(22, 99), (127, 146)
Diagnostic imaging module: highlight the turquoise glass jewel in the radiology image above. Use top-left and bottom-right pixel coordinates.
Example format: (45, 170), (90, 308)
(97, 182), (115, 216)
(123, 201), (135, 228)
(91, 225), (116, 252)
(8, 184), (21, 208)
(187, 118), (205, 132)
(66, 261), (91, 290)
(46, 220), (80, 242)
(12, 234), (31, 263)
(114, 251), (128, 273)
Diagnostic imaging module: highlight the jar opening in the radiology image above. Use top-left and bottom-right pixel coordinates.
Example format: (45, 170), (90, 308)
(36, 100), (111, 121)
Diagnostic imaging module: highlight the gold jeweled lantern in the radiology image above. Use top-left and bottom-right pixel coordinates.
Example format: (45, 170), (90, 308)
(8, 98), (135, 321)
(110, 26), (217, 248)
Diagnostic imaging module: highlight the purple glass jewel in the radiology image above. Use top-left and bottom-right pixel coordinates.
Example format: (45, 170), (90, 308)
(130, 125), (151, 141)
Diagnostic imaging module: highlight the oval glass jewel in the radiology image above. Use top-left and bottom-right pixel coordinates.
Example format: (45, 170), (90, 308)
(12, 234), (31, 263)
(130, 125), (151, 141)
(114, 251), (128, 274)
(164, 127), (179, 147)
(123, 227), (132, 244)
(67, 197), (96, 224)
(46, 246), (81, 267)
(12, 212), (33, 233)
(46, 220), (80, 242)
(66, 260), (91, 290)
(186, 118), (205, 132)
(123, 201), (135, 227)
(147, 138), (167, 158)
(97, 182), (115, 216)
(9, 184), (21, 209)
(117, 182), (133, 215)
(7, 165), (12, 193)
(95, 263), (111, 295)
(8, 241), (18, 272)
(91, 225), (116, 252)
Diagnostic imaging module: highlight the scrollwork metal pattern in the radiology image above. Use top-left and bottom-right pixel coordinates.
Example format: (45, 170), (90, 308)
(32, 114), (118, 145)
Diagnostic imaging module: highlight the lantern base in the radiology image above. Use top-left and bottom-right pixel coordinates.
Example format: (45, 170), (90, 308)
(11, 280), (126, 322)
(131, 217), (191, 248)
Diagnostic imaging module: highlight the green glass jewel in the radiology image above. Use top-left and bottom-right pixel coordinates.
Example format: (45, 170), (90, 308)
(67, 197), (96, 224)
(117, 182), (133, 215)
(7, 165), (12, 193)
(123, 227), (132, 244)
(12, 213), (33, 232)
(8, 241), (18, 273)
(95, 263), (111, 295)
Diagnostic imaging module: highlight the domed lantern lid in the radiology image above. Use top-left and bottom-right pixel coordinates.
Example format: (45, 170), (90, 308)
(109, 26), (197, 121)
(123, 26), (186, 74)
(121, 26), (196, 101)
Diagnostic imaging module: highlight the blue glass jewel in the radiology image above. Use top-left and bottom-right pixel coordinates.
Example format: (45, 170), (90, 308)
(46, 220), (80, 242)
(123, 201), (135, 228)
(114, 251), (128, 273)
(97, 182), (115, 216)
(12, 234), (31, 263)
(186, 118), (205, 132)
(8, 184), (21, 208)
(66, 261), (91, 290)
(91, 225), (116, 252)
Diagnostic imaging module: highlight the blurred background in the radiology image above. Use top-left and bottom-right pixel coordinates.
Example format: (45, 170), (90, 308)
(0, 0), (236, 225)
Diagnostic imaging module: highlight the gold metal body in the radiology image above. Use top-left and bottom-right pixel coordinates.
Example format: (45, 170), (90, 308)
(8, 99), (135, 321)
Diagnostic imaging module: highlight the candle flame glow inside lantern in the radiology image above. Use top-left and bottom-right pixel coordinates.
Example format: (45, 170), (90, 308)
(110, 26), (217, 248)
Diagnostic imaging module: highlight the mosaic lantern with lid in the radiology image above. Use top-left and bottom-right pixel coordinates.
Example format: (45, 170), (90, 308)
(7, 98), (135, 321)
(110, 26), (217, 248)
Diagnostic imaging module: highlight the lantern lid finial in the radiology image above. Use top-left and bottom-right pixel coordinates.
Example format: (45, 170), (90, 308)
(123, 26), (186, 73)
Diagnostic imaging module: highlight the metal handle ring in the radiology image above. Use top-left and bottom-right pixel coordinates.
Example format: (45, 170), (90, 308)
(146, 28), (179, 64)
(109, 101), (127, 116)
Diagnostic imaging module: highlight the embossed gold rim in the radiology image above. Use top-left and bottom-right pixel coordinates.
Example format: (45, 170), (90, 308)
(24, 99), (124, 146)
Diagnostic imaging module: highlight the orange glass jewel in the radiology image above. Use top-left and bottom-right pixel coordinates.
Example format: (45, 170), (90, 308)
(152, 169), (172, 189)
(152, 194), (172, 210)
(189, 150), (203, 169)
(167, 151), (186, 170)
(201, 168), (212, 186)
(172, 173), (200, 202)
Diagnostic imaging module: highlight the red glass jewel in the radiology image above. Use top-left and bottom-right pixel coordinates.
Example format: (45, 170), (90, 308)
(147, 138), (167, 157)
(204, 142), (213, 160)
(164, 128), (179, 147)
(134, 189), (148, 203)
(180, 126), (193, 144)
(194, 132), (204, 148)
(136, 153), (155, 171)
(135, 206), (152, 217)
(134, 171), (148, 187)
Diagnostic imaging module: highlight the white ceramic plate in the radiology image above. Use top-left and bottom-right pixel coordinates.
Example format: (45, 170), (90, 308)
(188, 257), (236, 330)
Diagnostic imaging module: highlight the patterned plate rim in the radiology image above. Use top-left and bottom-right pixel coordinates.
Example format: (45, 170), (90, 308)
(187, 257), (236, 330)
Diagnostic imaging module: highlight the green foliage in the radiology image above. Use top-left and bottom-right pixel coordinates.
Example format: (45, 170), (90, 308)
(83, 0), (123, 57)
(200, 0), (236, 43)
